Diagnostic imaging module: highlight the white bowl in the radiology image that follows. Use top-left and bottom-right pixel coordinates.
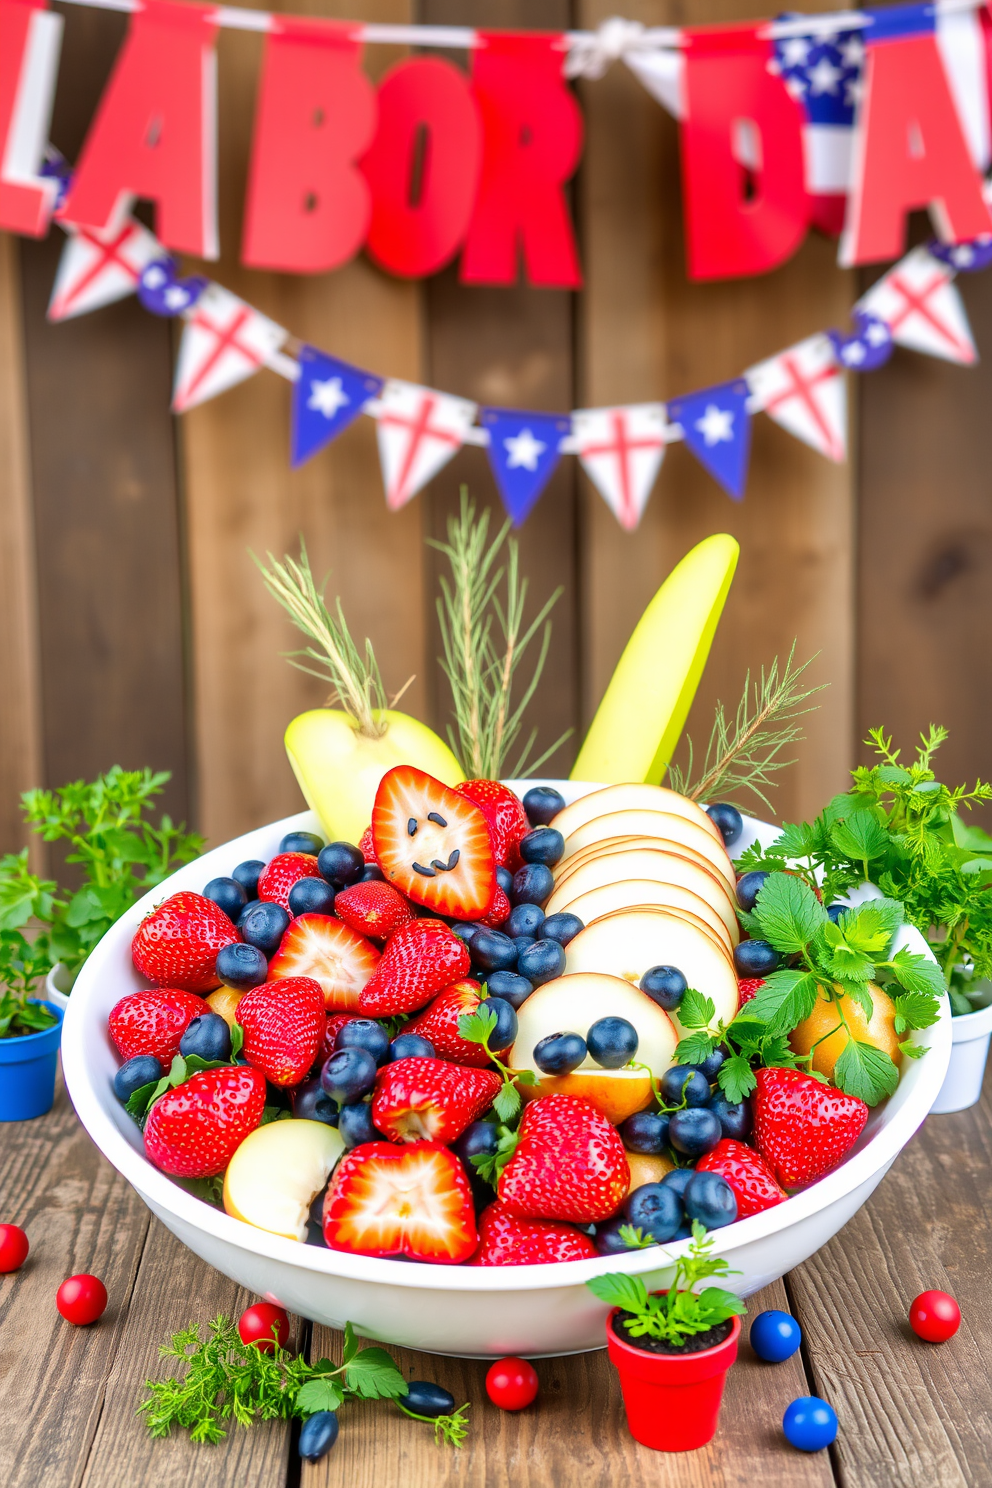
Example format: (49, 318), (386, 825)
(62, 782), (951, 1358)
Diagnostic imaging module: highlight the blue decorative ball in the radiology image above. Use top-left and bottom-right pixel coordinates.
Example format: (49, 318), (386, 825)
(782, 1396), (838, 1452)
(750, 1309), (802, 1363)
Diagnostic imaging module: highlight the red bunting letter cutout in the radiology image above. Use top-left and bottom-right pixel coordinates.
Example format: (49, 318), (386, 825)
(0, 0), (63, 236)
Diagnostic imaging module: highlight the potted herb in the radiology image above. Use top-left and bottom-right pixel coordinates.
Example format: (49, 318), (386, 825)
(586, 1222), (745, 1452)
(0, 934), (62, 1121)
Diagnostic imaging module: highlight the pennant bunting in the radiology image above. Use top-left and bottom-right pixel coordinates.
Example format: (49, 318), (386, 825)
(138, 255), (208, 317)
(47, 215), (162, 321)
(828, 308), (893, 370)
(857, 244), (977, 364)
(572, 403), (667, 530)
(746, 332), (846, 461)
(291, 347), (384, 468)
(773, 21), (864, 236)
(929, 234), (992, 272)
(481, 407), (570, 525)
(172, 282), (287, 412)
(375, 380), (478, 510)
(667, 379), (751, 500)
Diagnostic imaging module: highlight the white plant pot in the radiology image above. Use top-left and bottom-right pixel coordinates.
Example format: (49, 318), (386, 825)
(930, 999), (992, 1114)
(45, 963), (72, 1011)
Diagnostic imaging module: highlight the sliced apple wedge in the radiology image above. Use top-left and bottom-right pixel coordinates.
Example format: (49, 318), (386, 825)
(562, 811), (736, 890)
(564, 909), (739, 1036)
(552, 840), (739, 919)
(547, 851), (739, 941)
(553, 834), (737, 903)
(552, 784), (723, 846)
(224, 1119), (344, 1241)
(559, 880), (735, 954)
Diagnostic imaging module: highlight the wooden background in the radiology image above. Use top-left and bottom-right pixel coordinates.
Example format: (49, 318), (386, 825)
(1, 0), (990, 858)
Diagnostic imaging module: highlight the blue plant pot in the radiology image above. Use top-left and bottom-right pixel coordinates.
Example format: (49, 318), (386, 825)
(0, 1001), (64, 1121)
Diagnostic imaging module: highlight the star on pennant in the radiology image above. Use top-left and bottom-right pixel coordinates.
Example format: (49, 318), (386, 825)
(694, 404), (735, 447)
(503, 426), (547, 471)
(781, 36), (811, 67)
(308, 376), (350, 420)
(808, 56), (842, 94)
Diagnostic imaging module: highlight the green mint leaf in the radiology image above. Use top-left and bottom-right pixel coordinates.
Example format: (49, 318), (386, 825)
(617, 1224), (657, 1250)
(586, 1273), (650, 1313)
(736, 907), (763, 937)
(295, 1378), (343, 1416)
(675, 1031), (717, 1066)
(888, 948), (946, 999)
(892, 992), (941, 1031)
(230, 1022), (244, 1060)
(695, 1286), (746, 1320)
(753, 872), (825, 954)
(829, 808), (889, 864)
(745, 968), (821, 1037)
(343, 1347), (407, 1401)
(457, 1008), (498, 1048)
(717, 1053), (756, 1103)
(833, 1038), (900, 1106)
(677, 987), (716, 1030)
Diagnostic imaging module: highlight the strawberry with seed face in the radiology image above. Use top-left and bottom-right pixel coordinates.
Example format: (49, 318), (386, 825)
(257, 852), (320, 912)
(323, 1141), (478, 1263)
(695, 1137), (786, 1218)
(403, 981), (492, 1067)
(132, 891), (240, 993)
(752, 1067), (868, 1188)
(236, 976), (326, 1086)
(471, 1202), (598, 1265)
(372, 766), (496, 920)
(498, 1094), (630, 1224)
(144, 1065), (267, 1178)
(455, 780), (529, 870)
(267, 914), (380, 1012)
(359, 918), (470, 1017)
(109, 987), (206, 1065)
(372, 1057), (501, 1144)
(334, 880), (414, 942)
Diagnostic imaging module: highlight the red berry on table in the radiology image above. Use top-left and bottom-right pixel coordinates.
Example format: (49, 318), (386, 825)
(359, 918), (470, 1017)
(56, 1274), (107, 1325)
(108, 986), (207, 1065)
(144, 1065), (267, 1178)
(334, 880), (415, 942)
(323, 1141), (478, 1263)
(267, 913), (380, 1013)
(455, 780), (530, 870)
(498, 1094), (630, 1225)
(909, 1290), (961, 1343)
(485, 1356), (539, 1411)
(471, 1203), (598, 1266)
(238, 1301), (290, 1353)
(737, 977), (765, 1006)
(131, 891), (241, 993)
(752, 1067), (868, 1188)
(695, 1138), (787, 1218)
(372, 766), (497, 920)
(0, 1224), (29, 1273)
(372, 1057), (502, 1144)
(403, 981), (493, 1067)
(257, 852), (321, 912)
(236, 976), (327, 1087)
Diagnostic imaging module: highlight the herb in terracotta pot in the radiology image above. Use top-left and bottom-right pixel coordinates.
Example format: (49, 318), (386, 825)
(587, 1222), (745, 1452)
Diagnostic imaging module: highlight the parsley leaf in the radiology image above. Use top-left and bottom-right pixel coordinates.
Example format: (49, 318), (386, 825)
(752, 873), (825, 954)
(717, 1053), (756, 1103)
(296, 1378), (343, 1416)
(887, 948), (946, 998)
(675, 1031), (717, 1066)
(343, 1348), (408, 1400)
(457, 1008), (498, 1046)
(892, 992), (941, 1033)
(617, 1224), (658, 1250)
(677, 988), (716, 1030)
(834, 1039), (900, 1104)
(744, 968), (820, 1037)
(829, 809), (889, 865)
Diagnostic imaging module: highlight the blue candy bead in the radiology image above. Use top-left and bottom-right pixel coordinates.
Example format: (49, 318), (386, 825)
(782, 1396), (838, 1452)
(298, 1409), (340, 1461)
(750, 1309), (802, 1363)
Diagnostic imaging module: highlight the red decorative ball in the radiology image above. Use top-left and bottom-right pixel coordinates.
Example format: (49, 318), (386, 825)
(56, 1274), (108, 1326)
(0, 1224), (29, 1273)
(485, 1356), (539, 1411)
(909, 1290), (960, 1343)
(238, 1302), (290, 1354)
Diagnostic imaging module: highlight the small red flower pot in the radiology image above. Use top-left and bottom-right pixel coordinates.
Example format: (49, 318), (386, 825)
(606, 1308), (741, 1452)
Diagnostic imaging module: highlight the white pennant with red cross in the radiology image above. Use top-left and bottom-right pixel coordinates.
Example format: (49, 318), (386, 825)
(172, 283), (287, 413)
(47, 216), (162, 322)
(746, 333), (846, 463)
(374, 380), (478, 510)
(857, 246), (977, 365)
(571, 402), (667, 530)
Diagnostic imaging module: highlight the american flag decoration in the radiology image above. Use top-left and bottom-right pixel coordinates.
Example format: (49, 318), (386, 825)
(667, 379), (752, 500)
(857, 245), (977, 366)
(572, 403), (668, 530)
(374, 380), (478, 511)
(47, 216), (163, 321)
(828, 309), (893, 371)
(172, 282), (287, 412)
(746, 332), (846, 462)
(481, 407), (570, 526)
(773, 21), (864, 236)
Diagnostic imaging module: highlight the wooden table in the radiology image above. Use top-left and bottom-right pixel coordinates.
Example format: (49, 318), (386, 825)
(2, 1070), (990, 1488)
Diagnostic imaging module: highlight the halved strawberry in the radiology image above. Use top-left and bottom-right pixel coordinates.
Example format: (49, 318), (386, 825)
(358, 826), (376, 864)
(498, 1094), (630, 1224)
(131, 891), (240, 993)
(372, 1057), (501, 1144)
(455, 780), (529, 870)
(144, 1065), (267, 1179)
(323, 1141), (477, 1263)
(372, 766), (496, 920)
(257, 852), (320, 912)
(471, 1202), (598, 1265)
(109, 987), (206, 1066)
(695, 1137), (786, 1218)
(236, 976), (327, 1086)
(478, 885), (511, 928)
(403, 981), (492, 1067)
(358, 918), (470, 1017)
(334, 880), (414, 942)
(267, 914), (379, 1012)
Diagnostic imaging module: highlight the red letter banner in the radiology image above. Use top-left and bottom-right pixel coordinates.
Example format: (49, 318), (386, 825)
(60, 0), (218, 258)
(242, 18), (375, 275)
(681, 23), (809, 280)
(0, 0), (62, 236)
(461, 31), (583, 288)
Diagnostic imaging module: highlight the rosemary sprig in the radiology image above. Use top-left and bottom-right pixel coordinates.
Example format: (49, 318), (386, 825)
(667, 643), (824, 812)
(254, 544), (388, 739)
(430, 492), (571, 778)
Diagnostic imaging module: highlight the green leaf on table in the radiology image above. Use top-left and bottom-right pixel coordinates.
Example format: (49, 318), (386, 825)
(342, 1321), (358, 1364)
(829, 809), (889, 865)
(296, 1378), (343, 1416)
(343, 1348), (408, 1400)
(677, 988), (715, 1030)
(744, 968), (820, 1036)
(752, 873), (825, 954)
(833, 1039), (900, 1105)
(717, 1054), (757, 1104)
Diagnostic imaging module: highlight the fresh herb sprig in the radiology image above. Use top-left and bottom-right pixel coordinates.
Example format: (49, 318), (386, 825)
(587, 1222), (745, 1346)
(457, 997), (536, 1124)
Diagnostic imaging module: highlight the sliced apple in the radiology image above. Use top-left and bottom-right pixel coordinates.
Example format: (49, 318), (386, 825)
(223, 1119), (344, 1241)
(552, 841), (739, 922)
(553, 784), (723, 846)
(553, 835), (737, 907)
(556, 879), (736, 954)
(562, 811), (736, 890)
(564, 909), (739, 1036)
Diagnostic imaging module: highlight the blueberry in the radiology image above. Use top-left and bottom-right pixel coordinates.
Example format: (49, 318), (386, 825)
(522, 785), (565, 827)
(280, 830), (323, 856)
(288, 876), (337, 917)
(533, 1031), (587, 1075)
(390, 1033), (436, 1061)
(298, 1410), (339, 1462)
(541, 912), (583, 947)
(511, 863), (554, 907)
(684, 1170), (737, 1230)
(336, 1018), (391, 1067)
(338, 1100), (378, 1147)
(672, 1222), (693, 1241)
(216, 942), (268, 992)
(661, 1168), (694, 1199)
(496, 866), (514, 897)
(659, 1065), (712, 1107)
(471, 928), (518, 973)
(594, 1217), (642, 1255)
(708, 1095), (752, 1140)
(240, 901), (291, 957)
(669, 1107), (723, 1157)
(705, 802), (744, 847)
(483, 970), (534, 1008)
(623, 1182), (683, 1242)
(202, 876), (247, 921)
(452, 922), (482, 947)
(360, 863), (385, 882)
(826, 902), (847, 924)
(453, 1120), (500, 1168)
(734, 940), (780, 977)
(639, 965), (687, 1012)
(506, 903), (545, 939)
(317, 841), (365, 887)
(231, 859), (265, 900)
(113, 1055), (162, 1103)
(619, 1109), (670, 1154)
(512, 935), (536, 958)
(179, 1013), (231, 1063)
(519, 827), (565, 868)
(698, 1046), (727, 1082)
(517, 939), (566, 987)
(320, 1047), (377, 1104)
(586, 1016), (638, 1069)
(736, 871), (769, 913)
(483, 996), (518, 1052)
(292, 1075), (340, 1125)
(401, 1381), (457, 1418)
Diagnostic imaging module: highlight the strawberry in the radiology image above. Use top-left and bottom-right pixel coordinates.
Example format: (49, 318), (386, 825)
(498, 1094), (630, 1224)
(236, 976), (327, 1087)
(323, 1141), (478, 1263)
(267, 914), (380, 1012)
(478, 885), (511, 928)
(144, 1065), (267, 1178)
(471, 1202), (598, 1265)
(359, 918), (470, 1017)
(372, 1057), (501, 1144)
(108, 987), (206, 1065)
(455, 780), (529, 870)
(358, 826), (376, 864)
(695, 1138), (787, 1218)
(372, 766), (496, 920)
(403, 980), (492, 1067)
(320, 1012), (357, 1063)
(334, 880), (414, 942)
(752, 1067), (868, 1188)
(131, 891), (240, 993)
(257, 852), (321, 912)
(737, 977), (765, 1007)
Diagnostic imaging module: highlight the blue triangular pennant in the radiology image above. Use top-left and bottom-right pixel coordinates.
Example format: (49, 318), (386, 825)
(481, 407), (570, 525)
(291, 347), (384, 468)
(667, 379), (752, 501)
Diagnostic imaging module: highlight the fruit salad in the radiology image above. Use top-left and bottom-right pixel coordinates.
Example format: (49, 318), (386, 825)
(108, 771), (938, 1267)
